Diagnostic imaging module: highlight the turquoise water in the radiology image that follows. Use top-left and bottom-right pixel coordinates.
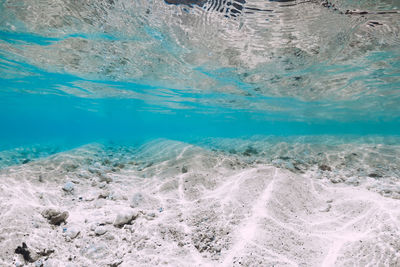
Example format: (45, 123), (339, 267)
(0, 0), (399, 147)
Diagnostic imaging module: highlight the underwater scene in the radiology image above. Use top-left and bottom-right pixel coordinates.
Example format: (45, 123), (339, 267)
(0, 0), (399, 266)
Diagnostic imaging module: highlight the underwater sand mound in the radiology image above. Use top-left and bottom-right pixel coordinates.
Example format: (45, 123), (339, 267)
(0, 139), (399, 266)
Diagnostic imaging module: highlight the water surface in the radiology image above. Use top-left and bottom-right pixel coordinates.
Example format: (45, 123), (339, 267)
(1, 0), (399, 146)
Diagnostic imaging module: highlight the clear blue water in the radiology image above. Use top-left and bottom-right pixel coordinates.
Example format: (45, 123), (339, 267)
(0, 0), (399, 148)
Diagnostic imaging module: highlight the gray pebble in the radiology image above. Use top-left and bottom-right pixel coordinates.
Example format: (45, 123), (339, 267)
(99, 174), (113, 183)
(62, 181), (74, 193)
(130, 193), (144, 208)
(41, 209), (69, 225)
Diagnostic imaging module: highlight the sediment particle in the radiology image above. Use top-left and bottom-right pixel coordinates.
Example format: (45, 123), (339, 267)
(65, 227), (80, 239)
(15, 242), (34, 262)
(130, 193), (144, 208)
(62, 181), (75, 192)
(109, 260), (123, 267)
(368, 173), (382, 178)
(113, 210), (138, 227)
(42, 209), (69, 225)
(95, 226), (107, 236)
(243, 146), (258, 156)
(319, 164), (332, 171)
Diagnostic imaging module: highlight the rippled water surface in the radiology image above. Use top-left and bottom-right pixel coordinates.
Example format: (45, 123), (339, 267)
(0, 0), (399, 143)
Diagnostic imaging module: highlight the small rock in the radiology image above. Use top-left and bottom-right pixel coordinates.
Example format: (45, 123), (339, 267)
(95, 226), (107, 236)
(64, 163), (78, 172)
(181, 166), (188, 173)
(15, 242), (34, 262)
(319, 204), (332, 212)
(41, 209), (69, 225)
(104, 218), (114, 225)
(98, 191), (110, 199)
(105, 233), (115, 240)
(145, 213), (156, 220)
(90, 224), (98, 231)
(368, 173), (382, 178)
(65, 227), (80, 239)
(345, 177), (359, 186)
(130, 193), (144, 208)
(62, 182), (74, 193)
(85, 196), (95, 202)
(109, 259), (123, 267)
(330, 177), (342, 184)
(285, 161), (295, 171)
(37, 249), (54, 257)
(319, 164), (332, 171)
(243, 146), (258, 156)
(88, 167), (101, 174)
(99, 174), (113, 183)
(113, 210), (138, 227)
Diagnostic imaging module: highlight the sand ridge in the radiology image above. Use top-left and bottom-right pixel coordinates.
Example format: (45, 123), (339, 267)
(0, 139), (399, 266)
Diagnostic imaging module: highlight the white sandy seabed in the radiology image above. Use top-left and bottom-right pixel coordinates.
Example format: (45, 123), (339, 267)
(0, 137), (399, 267)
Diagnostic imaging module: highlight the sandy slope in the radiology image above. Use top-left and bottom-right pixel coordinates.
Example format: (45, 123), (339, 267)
(0, 139), (399, 266)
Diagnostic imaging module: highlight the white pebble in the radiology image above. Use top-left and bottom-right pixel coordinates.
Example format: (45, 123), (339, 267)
(95, 226), (107, 236)
(65, 227), (80, 239)
(113, 209), (138, 227)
